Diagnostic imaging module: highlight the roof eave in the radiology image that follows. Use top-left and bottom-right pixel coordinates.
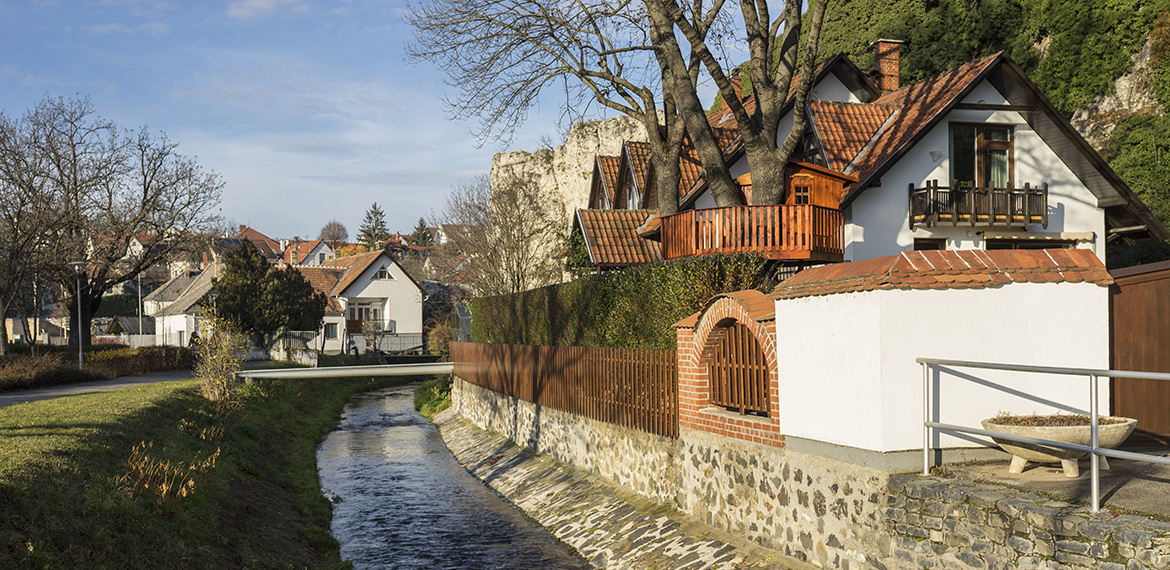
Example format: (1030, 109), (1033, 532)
(841, 53), (1006, 208)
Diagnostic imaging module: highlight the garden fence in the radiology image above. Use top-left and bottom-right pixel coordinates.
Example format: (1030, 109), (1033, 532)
(451, 341), (678, 438)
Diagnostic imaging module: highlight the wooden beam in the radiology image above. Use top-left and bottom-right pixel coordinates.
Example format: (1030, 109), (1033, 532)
(954, 103), (1039, 112)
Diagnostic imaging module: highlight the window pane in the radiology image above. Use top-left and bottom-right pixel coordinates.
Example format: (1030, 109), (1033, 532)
(950, 125), (976, 189)
(985, 127), (1010, 142)
(986, 149), (1008, 188)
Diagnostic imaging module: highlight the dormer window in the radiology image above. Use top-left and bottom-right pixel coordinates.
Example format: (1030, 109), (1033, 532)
(951, 124), (1013, 189)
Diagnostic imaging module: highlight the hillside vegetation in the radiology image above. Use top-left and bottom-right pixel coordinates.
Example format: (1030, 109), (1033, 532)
(818, 0), (1170, 228)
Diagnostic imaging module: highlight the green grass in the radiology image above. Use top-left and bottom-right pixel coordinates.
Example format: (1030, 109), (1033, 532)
(414, 376), (452, 418)
(0, 374), (422, 569)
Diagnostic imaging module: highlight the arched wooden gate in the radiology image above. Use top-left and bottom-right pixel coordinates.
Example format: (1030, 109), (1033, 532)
(706, 321), (770, 416)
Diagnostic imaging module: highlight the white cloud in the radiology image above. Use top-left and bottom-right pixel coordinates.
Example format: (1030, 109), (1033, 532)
(85, 21), (169, 35)
(226, 0), (308, 21)
(86, 22), (135, 34)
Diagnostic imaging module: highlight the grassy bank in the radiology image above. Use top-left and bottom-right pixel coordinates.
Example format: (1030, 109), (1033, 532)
(0, 374), (421, 569)
(413, 376), (452, 418)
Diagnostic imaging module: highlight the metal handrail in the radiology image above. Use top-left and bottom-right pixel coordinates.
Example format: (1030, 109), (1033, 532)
(918, 357), (1170, 513)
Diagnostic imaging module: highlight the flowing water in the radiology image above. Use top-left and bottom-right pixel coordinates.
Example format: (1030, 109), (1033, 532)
(317, 384), (588, 570)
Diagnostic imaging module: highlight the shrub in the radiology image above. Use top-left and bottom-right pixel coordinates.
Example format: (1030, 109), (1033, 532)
(193, 306), (247, 404)
(1, 346), (190, 393)
(470, 253), (777, 349)
(0, 353), (102, 392)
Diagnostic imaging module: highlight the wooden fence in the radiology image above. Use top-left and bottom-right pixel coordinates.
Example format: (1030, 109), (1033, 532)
(451, 341), (678, 438)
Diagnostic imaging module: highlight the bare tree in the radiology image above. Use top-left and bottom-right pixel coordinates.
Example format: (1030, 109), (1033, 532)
(0, 95), (224, 349)
(406, 0), (743, 215)
(0, 105), (74, 357)
(319, 219), (348, 249)
(436, 174), (565, 296)
(664, 0), (829, 204)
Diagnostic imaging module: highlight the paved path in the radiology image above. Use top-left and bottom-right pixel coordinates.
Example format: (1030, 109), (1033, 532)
(0, 368), (196, 408)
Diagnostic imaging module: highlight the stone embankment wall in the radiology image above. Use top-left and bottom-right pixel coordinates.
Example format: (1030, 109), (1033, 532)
(886, 475), (1170, 569)
(454, 377), (1170, 569)
(453, 378), (892, 568)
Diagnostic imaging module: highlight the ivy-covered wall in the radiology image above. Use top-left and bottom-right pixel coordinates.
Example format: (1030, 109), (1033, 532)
(469, 254), (776, 349)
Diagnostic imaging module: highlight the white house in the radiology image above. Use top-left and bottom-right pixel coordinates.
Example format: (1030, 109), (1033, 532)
(297, 251), (424, 354)
(150, 265), (217, 347)
(576, 43), (1166, 269)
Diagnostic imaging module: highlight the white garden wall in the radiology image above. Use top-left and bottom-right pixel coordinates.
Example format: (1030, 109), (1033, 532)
(776, 281), (1110, 452)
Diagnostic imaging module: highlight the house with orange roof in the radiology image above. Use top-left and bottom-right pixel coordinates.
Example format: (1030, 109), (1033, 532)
(295, 250), (424, 354)
(575, 41), (1167, 271)
(282, 239), (334, 266)
(235, 225), (284, 263)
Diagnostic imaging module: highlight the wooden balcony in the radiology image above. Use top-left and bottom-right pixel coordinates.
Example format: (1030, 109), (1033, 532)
(909, 181), (1048, 230)
(661, 204), (845, 262)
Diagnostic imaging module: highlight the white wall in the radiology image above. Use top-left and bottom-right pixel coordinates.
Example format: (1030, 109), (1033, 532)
(776, 282), (1111, 452)
(155, 314), (195, 346)
(845, 79), (1106, 262)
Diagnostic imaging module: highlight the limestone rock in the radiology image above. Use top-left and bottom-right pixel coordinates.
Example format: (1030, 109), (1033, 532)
(490, 115), (648, 216)
(1071, 40), (1164, 150)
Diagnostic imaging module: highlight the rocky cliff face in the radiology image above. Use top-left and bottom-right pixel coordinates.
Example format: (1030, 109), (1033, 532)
(490, 115), (648, 218)
(1071, 40), (1164, 150)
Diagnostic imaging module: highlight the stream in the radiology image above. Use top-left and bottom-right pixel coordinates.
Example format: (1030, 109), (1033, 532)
(317, 383), (589, 569)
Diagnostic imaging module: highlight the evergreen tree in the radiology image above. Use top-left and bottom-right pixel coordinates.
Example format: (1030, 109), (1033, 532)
(409, 217), (434, 246)
(357, 203), (391, 251)
(259, 266), (328, 333)
(214, 243), (271, 336)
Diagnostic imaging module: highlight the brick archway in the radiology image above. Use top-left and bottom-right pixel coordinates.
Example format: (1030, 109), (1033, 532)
(674, 290), (784, 447)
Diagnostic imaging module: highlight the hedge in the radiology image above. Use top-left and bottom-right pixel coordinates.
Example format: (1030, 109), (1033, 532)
(470, 253), (777, 349)
(0, 346), (191, 393)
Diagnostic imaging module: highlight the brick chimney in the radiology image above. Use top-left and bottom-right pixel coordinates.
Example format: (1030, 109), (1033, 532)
(870, 39), (903, 93)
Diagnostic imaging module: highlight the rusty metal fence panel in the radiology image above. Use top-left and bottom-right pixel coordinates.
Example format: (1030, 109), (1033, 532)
(451, 341), (678, 438)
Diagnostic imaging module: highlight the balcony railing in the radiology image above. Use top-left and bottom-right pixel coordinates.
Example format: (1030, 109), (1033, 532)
(909, 180), (1048, 230)
(661, 204), (844, 262)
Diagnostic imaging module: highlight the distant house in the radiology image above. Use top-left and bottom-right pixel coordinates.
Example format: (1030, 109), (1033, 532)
(235, 225), (284, 263)
(149, 265), (219, 346)
(282, 239), (334, 266)
(296, 251), (425, 354)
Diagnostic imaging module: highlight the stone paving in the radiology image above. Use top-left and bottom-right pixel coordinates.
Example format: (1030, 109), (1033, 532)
(434, 408), (818, 570)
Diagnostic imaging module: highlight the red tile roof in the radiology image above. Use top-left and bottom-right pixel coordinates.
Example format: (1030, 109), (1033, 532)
(625, 142), (653, 204)
(236, 226), (281, 260)
(810, 100), (897, 172)
(597, 155), (621, 205)
(770, 249), (1112, 300)
(295, 266), (347, 313)
(577, 209), (664, 267)
(678, 139), (703, 197)
(326, 251), (385, 295)
(841, 53), (1002, 203)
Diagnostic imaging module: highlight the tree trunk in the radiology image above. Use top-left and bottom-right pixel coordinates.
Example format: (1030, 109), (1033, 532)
(646, 0), (742, 208)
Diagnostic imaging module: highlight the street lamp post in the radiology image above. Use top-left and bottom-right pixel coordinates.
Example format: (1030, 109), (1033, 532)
(68, 261), (87, 368)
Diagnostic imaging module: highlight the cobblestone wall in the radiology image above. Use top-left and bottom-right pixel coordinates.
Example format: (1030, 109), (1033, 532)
(453, 378), (892, 568)
(885, 475), (1170, 569)
(454, 378), (1170, 569)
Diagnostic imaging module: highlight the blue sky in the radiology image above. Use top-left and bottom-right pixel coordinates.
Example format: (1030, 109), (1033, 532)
(0, 0), (564, 240)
